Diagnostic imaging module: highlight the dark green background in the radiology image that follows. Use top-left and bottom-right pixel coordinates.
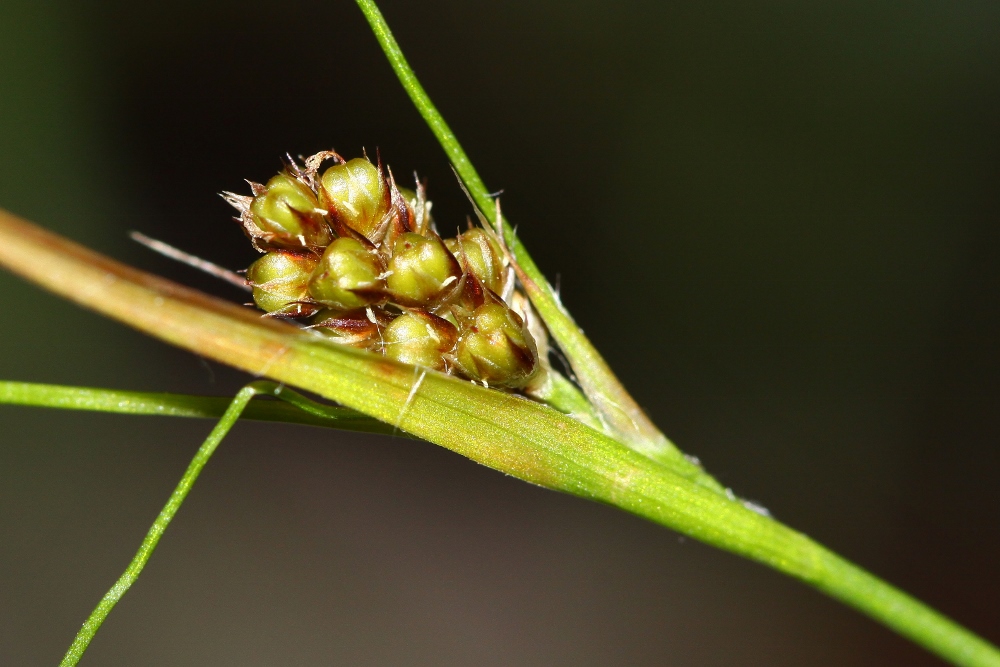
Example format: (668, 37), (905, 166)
(1, 1), (998, 664)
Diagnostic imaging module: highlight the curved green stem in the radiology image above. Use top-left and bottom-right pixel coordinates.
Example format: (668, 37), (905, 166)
(58, 381), (279, 666)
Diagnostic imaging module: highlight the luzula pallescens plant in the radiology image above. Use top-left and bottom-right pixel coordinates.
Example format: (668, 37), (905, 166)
(0, 1), (998, 666)
(226, 152), (539, 390)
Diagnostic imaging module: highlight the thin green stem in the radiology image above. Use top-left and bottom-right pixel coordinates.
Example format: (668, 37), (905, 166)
(0, 380), (398, 435)
(58, 381), (277, 666)
(353, 0), (722, 493)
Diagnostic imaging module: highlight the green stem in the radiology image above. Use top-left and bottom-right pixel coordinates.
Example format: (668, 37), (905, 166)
(813, 553), (999, 667)
(353, 0), (720, 491)
(59, 381), (275, 666)
(0, 380), (398, 436)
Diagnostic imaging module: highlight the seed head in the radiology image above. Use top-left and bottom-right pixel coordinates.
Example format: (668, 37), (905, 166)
(308, 237), (386, 311)
(318, 157), (390, 242)
(445, 228), (505, 295)
(453, 294), (539, 388)
(383, 310), (458, 371)
(245, 172), (332, 250)
(233, 151), (547, 394)
(246, 251), (319, 318)
(385, 232), (462, 307)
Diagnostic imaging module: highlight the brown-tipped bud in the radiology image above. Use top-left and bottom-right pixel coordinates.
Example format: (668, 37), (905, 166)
(247, 172), (332, 249)
(383, 311), (458, 371)
(397, 187), (418, 210)
(318, 157), (389, 242)
(308, 237), (386, 311)
(445, 228), (506, 295)
(310, 308), (387, 348)
(385, 232), (462, 307)
(246, 251), (319, 318)
(379, 171), (418, 252)
(398, 181), (433, 236)
(453, 301), (539, 388)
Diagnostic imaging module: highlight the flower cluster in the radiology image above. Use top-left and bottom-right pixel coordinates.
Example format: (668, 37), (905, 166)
(224, 151), (540, 389)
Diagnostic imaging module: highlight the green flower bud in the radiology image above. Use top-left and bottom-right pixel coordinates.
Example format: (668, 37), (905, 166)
(318, 157), (389, 242)
(246, 251), (319, 318)
(385, 232), (462, 307)
(445, 228), (505, 295)
(248, 172), (332, 249)
(454, 301), (539, 388)
(308, 237), (386, 311)
(383, 311), (458, 371)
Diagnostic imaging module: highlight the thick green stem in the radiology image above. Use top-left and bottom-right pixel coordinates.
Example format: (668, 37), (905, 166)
(59, 382), (275, 666)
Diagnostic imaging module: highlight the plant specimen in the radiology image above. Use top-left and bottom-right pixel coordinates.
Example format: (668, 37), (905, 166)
(0, 1), (997, 665)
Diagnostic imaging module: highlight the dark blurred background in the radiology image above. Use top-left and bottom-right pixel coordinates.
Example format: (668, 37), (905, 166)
(1, 0), (998, 664)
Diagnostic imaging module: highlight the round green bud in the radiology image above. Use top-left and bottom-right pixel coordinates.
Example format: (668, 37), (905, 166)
(385, 232), (462, 307)
(454, 302), (539, 388)
(318, 158), (389, 242)
(246, 251), (319, 317)
(383, 311), (458, 371)
(249, 172), (331, 249)
(445, 228), (505, 295)
(308, 237), (386, 311)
